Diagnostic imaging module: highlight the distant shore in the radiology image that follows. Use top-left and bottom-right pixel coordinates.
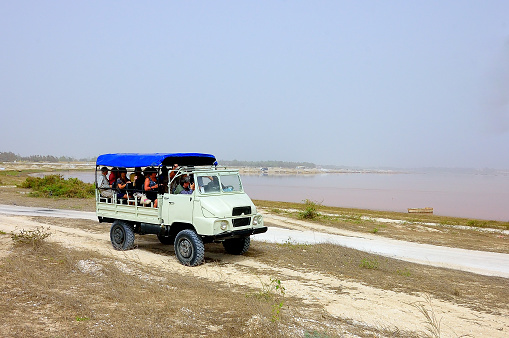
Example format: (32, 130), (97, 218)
(1, 162), (405, 175)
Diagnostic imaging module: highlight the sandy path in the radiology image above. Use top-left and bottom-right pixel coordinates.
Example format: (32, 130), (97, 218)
(261, 214), (509, 278)
(1, 214), (508, 337)
(2, 204), (509, 278)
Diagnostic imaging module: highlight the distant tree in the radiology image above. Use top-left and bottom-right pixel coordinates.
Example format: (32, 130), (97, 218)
(0, 152), (95, 163)
(0, 152), (18, 162)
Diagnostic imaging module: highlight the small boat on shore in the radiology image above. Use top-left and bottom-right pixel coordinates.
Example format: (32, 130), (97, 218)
(408, 207), (433, 214)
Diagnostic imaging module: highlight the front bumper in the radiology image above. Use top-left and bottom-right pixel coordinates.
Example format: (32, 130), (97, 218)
(208, 226), (268, 241)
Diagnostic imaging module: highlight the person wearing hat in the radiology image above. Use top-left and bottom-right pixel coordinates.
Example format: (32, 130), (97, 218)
(174, 175), (192, 194)
(133, 167), (145, 192)
(179, 176), (195, 195)
(98, 166), (113, 198)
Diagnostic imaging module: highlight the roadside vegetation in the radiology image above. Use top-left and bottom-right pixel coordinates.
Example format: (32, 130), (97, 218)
(19, 174), (94, 198)
(255, 199), (509, 231)
(255, 200), (509, 254)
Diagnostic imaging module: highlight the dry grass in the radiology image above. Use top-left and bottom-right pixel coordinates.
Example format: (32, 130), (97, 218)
(0, 231), (421, 337)
(0, 239), (287, 337)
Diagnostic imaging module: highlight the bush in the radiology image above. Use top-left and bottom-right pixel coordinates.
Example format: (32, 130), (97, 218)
(20, 174), (95, 198)
(11, 227), (51, 248)
(298, 199), (320, 219)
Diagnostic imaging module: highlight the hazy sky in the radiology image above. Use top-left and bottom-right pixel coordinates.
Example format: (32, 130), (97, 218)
(1, 1), (509, 168)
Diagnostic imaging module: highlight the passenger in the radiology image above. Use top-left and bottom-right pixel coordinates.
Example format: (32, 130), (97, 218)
(144, 167), (159, 208)
(133, 167), (145, 192)
(169, 164), (179, 193)
(204, 176), (220, 192)
(98, 166), (113, 198)
(173, 174), (188, 194)
(109, 167), (119, 188)
(179, 176), (195, 195)
(116, 168), (131, 200)
(158, 166), (169, 193)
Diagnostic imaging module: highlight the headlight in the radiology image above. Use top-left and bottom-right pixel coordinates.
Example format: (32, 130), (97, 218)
(220, 220), (228, 230)
(253, 215), (263, 225)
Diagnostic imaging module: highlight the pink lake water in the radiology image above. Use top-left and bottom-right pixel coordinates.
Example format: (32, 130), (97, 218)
(240, 172), (509, 221)
(49, 171), (509, 221)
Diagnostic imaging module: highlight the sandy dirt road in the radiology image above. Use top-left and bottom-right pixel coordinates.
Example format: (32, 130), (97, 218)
(1, 204), (508, 278)
(1, 207), (509, 337)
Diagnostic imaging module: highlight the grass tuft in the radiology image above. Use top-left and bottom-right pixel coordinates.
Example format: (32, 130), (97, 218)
(412, 294), (442, 338)
(466, 220), (488, 228)
(249, 278), (286, 322)
(359, 258), (379, 269)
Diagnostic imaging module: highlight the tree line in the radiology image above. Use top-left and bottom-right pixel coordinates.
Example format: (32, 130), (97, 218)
(220, 159), (316, 169)
(0, 152), (95, 163)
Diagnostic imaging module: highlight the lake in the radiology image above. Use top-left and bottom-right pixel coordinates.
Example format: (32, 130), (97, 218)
(38, 171), (509, 221)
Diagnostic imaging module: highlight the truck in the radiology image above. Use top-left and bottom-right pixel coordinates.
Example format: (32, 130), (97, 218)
(95, 153), (267, 266)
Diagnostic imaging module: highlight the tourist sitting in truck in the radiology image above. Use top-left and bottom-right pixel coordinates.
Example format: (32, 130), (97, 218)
(98, 166), (113, 198)
(133, 167), (145, 192)
(179, 176), (195, 194)
(169, 164), (179, 193)
(173, 174), (188, 194)
(203, 175), (220, 193)
(109, 167), (119, 188)
(144, 167), (159, 207)
(116, 168), (131, 200)
(158, 166), (169, 193)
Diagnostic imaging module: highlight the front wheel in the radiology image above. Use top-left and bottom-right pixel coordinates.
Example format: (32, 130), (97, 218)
(110, 220), (135, 250)
(174, 230), (205, 266)
(223, 236), (250, 255)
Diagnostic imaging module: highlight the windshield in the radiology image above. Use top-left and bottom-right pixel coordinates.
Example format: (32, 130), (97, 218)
(196, 173), (243, 194)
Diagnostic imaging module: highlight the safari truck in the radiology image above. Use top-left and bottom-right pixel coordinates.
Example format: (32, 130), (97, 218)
(95, 153), (267, 266)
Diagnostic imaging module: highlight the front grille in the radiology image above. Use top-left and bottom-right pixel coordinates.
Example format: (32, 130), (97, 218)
(232, 206), (251, 216)
(233, 217), (251, 227)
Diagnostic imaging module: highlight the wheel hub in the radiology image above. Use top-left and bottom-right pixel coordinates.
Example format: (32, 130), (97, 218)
(113, 227), (124, 244)
(178, 238), (193, 258)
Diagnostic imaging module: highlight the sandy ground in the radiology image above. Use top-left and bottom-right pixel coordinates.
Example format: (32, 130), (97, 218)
(1, 211), (508, 337)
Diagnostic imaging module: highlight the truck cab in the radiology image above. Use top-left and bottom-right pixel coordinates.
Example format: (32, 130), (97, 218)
(95, 153), (267, 266)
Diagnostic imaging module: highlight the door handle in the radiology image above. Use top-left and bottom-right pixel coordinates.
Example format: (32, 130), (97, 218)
(168, 202), (175, 205)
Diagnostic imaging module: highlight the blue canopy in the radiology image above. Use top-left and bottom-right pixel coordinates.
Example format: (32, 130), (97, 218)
(96, 153), (216, 168)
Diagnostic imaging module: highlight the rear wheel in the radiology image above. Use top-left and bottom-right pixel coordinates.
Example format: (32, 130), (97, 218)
(223, 236), (250, 255)
(174, 230), (205, 266)
(110, 220), (135, 250)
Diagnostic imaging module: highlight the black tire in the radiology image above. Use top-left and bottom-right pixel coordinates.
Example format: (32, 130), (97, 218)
(174, 230), (205, 266)
(157, 233), (173, 245)
(223, 236), (250, 255)
(110, 220), (135, 250)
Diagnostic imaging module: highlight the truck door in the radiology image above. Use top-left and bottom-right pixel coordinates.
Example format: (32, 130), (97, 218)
(164, 193), (195, 225)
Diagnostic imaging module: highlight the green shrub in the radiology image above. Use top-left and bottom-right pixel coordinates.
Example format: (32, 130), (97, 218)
(20, 174), (94, 198)
(298, 199), (320, 219)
